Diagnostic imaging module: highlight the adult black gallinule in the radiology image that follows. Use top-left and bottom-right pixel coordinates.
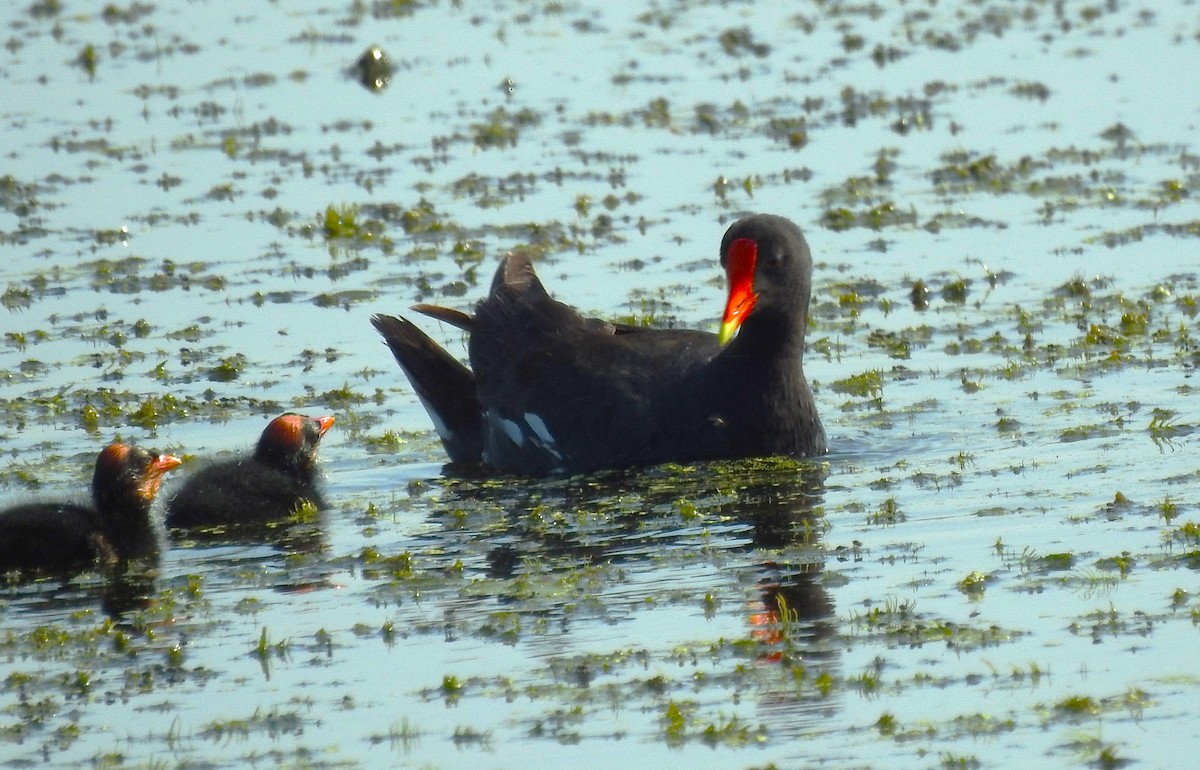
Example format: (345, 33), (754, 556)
(372, 213), (826, 475)
(165, 412), (335, 529)
(0, 443), (181, 575)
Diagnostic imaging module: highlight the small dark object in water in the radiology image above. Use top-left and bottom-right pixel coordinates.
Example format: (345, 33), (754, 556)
(355, 46), (393, 91)
(166, 413), (335, 529)
(372, 213), (826, 475)
(911, 279), (930, 310)
(0, 444), (181, 576)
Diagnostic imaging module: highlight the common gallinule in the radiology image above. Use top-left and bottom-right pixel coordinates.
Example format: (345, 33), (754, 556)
(372, 213), (826, 475)
(0, 443), (181, 575)
(165, 412), (335, 529)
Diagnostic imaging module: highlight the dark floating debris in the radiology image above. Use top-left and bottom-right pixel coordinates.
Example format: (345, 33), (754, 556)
(910, 279), (930, 310)
(354, 45), (393, 91)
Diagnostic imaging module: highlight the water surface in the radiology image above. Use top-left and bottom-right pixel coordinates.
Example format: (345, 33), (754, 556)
(2, 2), (1199, 768)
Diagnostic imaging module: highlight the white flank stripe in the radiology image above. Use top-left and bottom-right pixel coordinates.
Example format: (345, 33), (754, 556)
(524, 412), (563, 460)
(489, 409), (526, 447)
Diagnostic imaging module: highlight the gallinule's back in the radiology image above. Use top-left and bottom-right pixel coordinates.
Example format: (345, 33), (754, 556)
(165, 413), (335, 529)
(372, 213), (826, 475)
(0, 443), (181, 575)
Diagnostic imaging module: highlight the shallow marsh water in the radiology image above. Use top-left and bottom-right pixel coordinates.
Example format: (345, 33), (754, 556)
(2, 1), (1199, 768)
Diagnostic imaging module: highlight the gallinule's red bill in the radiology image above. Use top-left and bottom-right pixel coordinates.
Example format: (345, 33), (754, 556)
(372, 213), (826, 475)
(0, 444), (181, 575)
(165, 413), (335, 529)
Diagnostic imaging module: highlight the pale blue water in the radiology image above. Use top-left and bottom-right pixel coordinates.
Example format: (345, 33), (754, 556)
(2, 2), (1199, 768)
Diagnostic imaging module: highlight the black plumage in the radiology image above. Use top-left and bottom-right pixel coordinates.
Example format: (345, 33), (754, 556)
(166, 413), (335, 529)
(0, 444), (180, 575)
(372, 214), (825, 475)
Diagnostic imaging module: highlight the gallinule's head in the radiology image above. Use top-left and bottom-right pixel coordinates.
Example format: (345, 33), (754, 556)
(254, 413), (336, 478)
(92, 443), (182, 523)
(718, 214), (814, 346)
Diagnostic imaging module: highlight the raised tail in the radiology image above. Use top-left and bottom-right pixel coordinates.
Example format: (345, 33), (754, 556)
(370, 314), (483, 465)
